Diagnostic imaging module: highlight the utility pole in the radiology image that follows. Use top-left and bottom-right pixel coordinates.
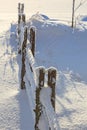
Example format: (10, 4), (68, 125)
(72, 0), (75, 28)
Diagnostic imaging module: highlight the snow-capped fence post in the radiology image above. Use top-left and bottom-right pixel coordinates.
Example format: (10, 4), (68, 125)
(35, 67), (45, 130)
(30, 27), (35, 57)
(21, 27), (27, 89)
(48, 68), (57, 111)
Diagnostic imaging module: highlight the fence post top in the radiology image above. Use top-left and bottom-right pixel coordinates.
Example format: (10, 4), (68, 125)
(47, 67), (57, 72)
(30, 26), (36, 31)
(36, 66), (46, 71)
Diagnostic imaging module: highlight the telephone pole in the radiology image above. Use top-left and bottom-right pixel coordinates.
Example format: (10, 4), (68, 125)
(72, 0), (75, 28)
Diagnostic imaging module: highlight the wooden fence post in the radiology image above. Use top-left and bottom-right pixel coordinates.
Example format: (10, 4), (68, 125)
(18, 14), (21, 35)
(18, 3), (21, 14)
(18, 14), (21, 24)
(30, 27), (35, 57)
(21, 3), (24, 14)
(35, 67), (45, 130)
(18, 3), (21, 35)
(18, 4), (21, 53)
(48, 68), (57, 111)
(21, 27), (27, 89)
(22, 14), (26, 26)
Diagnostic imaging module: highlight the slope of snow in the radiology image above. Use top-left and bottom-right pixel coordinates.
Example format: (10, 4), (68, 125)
(1, 11), (87, 130)
(0, 23), (34, 130)
(56, 72), (87, 129)
(27, 13), (87, 129)
(29, 13), (87, 82)
(81, 15), (87, 21)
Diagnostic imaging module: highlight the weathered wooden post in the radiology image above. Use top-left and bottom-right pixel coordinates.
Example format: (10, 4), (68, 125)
(18, 3), (21, 54)
(21, 3), (24, 14)
(48, 68), (57, 111)
(18, 3), (26, 54)
(30, 27), (35, 57)
(21, 27), (27, 89)
(18, 3), (21, 35)
(35, 67), (45, 130)
(18, 14), (21, 25)
(18, 3), (21, 14)
(18, 14), (21, 35)
(22, 14), (26, 26)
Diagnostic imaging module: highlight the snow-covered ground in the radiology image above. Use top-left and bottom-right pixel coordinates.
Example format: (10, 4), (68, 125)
(28, 13), (87, 129)
(29, 13), (87, 82)
(0, 1), (87, 129)
(0, 23), (34, 130)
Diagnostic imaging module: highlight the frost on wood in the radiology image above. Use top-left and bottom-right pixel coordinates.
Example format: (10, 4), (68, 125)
(30, 26), (36, 56)
(34, 67), (58, 130)
(40, 87), (59, 130)
(23, 44), (38, 120)
(34, 67), (45, 130)
(21, 27), (27, 89)
(47, 67), (57, 110)
(30, 26), (36, 32)
(35, 66), (45, 88)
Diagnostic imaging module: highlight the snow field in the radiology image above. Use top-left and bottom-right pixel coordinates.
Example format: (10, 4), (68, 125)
(0, 11), (87, 130)
(0, 23), (34, 130)
(28, 13), (87, 129)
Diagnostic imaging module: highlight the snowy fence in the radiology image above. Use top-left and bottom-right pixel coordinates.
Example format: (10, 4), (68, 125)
(17, 3), (58, 130)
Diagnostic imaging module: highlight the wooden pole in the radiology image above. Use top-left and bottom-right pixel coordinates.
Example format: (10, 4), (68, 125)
(18, 3), (21, 53)
(72, 0), (75, 28)
(22, 14), (25, 22)
(35, 67), (45, 130)
(18, 14), (21, 24)
(48, 68), (57, 111)
(30, 27), (35, 57)
(18, 3), (21, 35)
(22, 14), (26, 26)
(18, 14), (21, 35)
(22, 3), (24, 13)
(21, 27), (27, 89)
(18, 3), (21, 14)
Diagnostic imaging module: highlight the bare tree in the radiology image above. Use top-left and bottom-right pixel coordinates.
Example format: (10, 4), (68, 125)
(75, 0), (87, 12)
(71, 0), (87, 28)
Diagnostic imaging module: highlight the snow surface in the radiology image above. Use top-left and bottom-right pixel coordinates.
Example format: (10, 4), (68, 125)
(0, 10), (87, 130)
(80, 15), (87, 21)
(0, 23), (34, 130)
(28, 13), (87, 129)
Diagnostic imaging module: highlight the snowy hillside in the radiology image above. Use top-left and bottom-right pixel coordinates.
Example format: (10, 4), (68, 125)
(29, 13), (87, 82)
(0, 12), (87, 130)
(28, 13), (87, 129)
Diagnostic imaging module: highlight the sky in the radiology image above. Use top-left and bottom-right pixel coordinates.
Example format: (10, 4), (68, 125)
(0, 0), (72, 13)
(0, 0), (87, 19)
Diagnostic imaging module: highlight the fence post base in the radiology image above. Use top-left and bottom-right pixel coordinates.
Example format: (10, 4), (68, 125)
(48, 67), (57, 111)
(35, 67), (45, 130)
